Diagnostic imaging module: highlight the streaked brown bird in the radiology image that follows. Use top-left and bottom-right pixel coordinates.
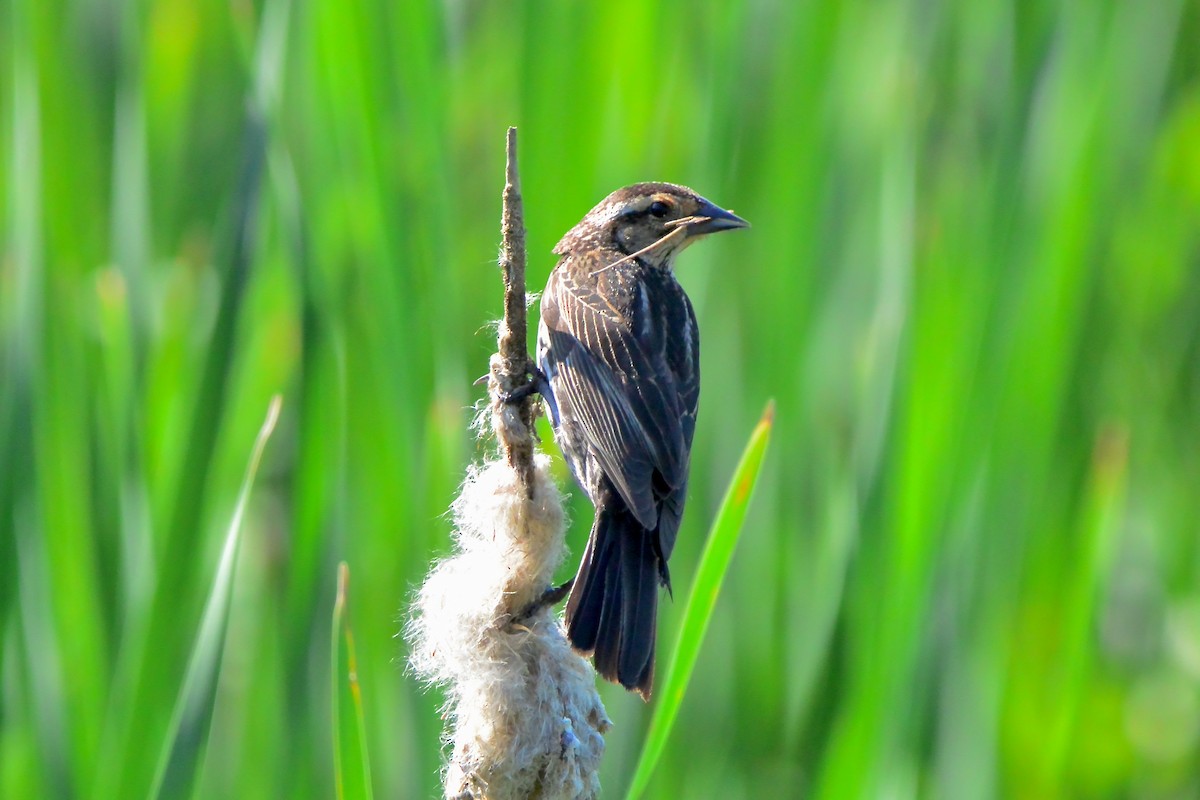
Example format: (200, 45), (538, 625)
(537, 183), (748, 698)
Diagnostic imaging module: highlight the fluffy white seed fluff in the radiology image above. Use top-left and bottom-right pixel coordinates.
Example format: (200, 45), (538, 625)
(407, 430), (610, 799)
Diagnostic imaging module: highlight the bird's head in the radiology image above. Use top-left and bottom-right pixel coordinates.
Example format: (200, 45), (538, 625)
(554, 182), (749, 265)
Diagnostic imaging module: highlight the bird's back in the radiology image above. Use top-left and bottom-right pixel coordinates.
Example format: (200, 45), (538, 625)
(537, 247), (699, 540)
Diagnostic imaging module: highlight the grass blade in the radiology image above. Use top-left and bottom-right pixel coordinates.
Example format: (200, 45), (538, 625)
(148, 396), (283, 799)
(332, 562), (374, 800)
(626, 399), (776, 799)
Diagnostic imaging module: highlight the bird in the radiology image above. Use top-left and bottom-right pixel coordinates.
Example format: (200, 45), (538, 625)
(536, 182), (748, 699)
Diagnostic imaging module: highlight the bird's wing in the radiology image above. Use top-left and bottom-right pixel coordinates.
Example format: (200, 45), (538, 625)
(540, 254), (698, 533)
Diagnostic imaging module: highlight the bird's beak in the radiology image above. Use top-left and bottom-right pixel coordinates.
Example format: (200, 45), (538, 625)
(675, 199), (750, 237)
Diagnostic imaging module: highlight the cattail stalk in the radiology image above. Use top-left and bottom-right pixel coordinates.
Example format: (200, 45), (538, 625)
(407, 129), (610, 800)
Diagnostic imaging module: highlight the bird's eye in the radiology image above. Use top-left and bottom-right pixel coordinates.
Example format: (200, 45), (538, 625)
(648, 200), (671, 218)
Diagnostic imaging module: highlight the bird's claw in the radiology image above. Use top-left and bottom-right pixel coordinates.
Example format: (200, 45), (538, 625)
(512, 578), (575, 624)
(498, 365), (549, 405)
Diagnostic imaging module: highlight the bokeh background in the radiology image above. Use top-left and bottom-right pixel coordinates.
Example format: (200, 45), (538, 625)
(3, 0), (1200, 797)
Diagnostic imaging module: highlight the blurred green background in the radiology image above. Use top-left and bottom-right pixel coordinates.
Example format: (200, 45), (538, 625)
(3, 0), (1200, 797)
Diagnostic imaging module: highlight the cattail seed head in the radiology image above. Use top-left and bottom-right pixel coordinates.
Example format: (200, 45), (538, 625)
(407, 449), (610, 800)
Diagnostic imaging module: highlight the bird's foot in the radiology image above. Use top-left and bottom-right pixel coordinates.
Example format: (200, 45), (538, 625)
(498, 364), (549, 405)
(512, 578), (575, 624)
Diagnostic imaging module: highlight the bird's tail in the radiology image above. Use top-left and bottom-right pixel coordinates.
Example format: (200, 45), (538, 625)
(565, 503), (660, 699)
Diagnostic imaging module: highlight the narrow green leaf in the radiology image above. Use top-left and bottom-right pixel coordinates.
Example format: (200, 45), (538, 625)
(626, 400), (776, 800)
(332, 562), (374, 800)
(148, 396), (282, 799)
